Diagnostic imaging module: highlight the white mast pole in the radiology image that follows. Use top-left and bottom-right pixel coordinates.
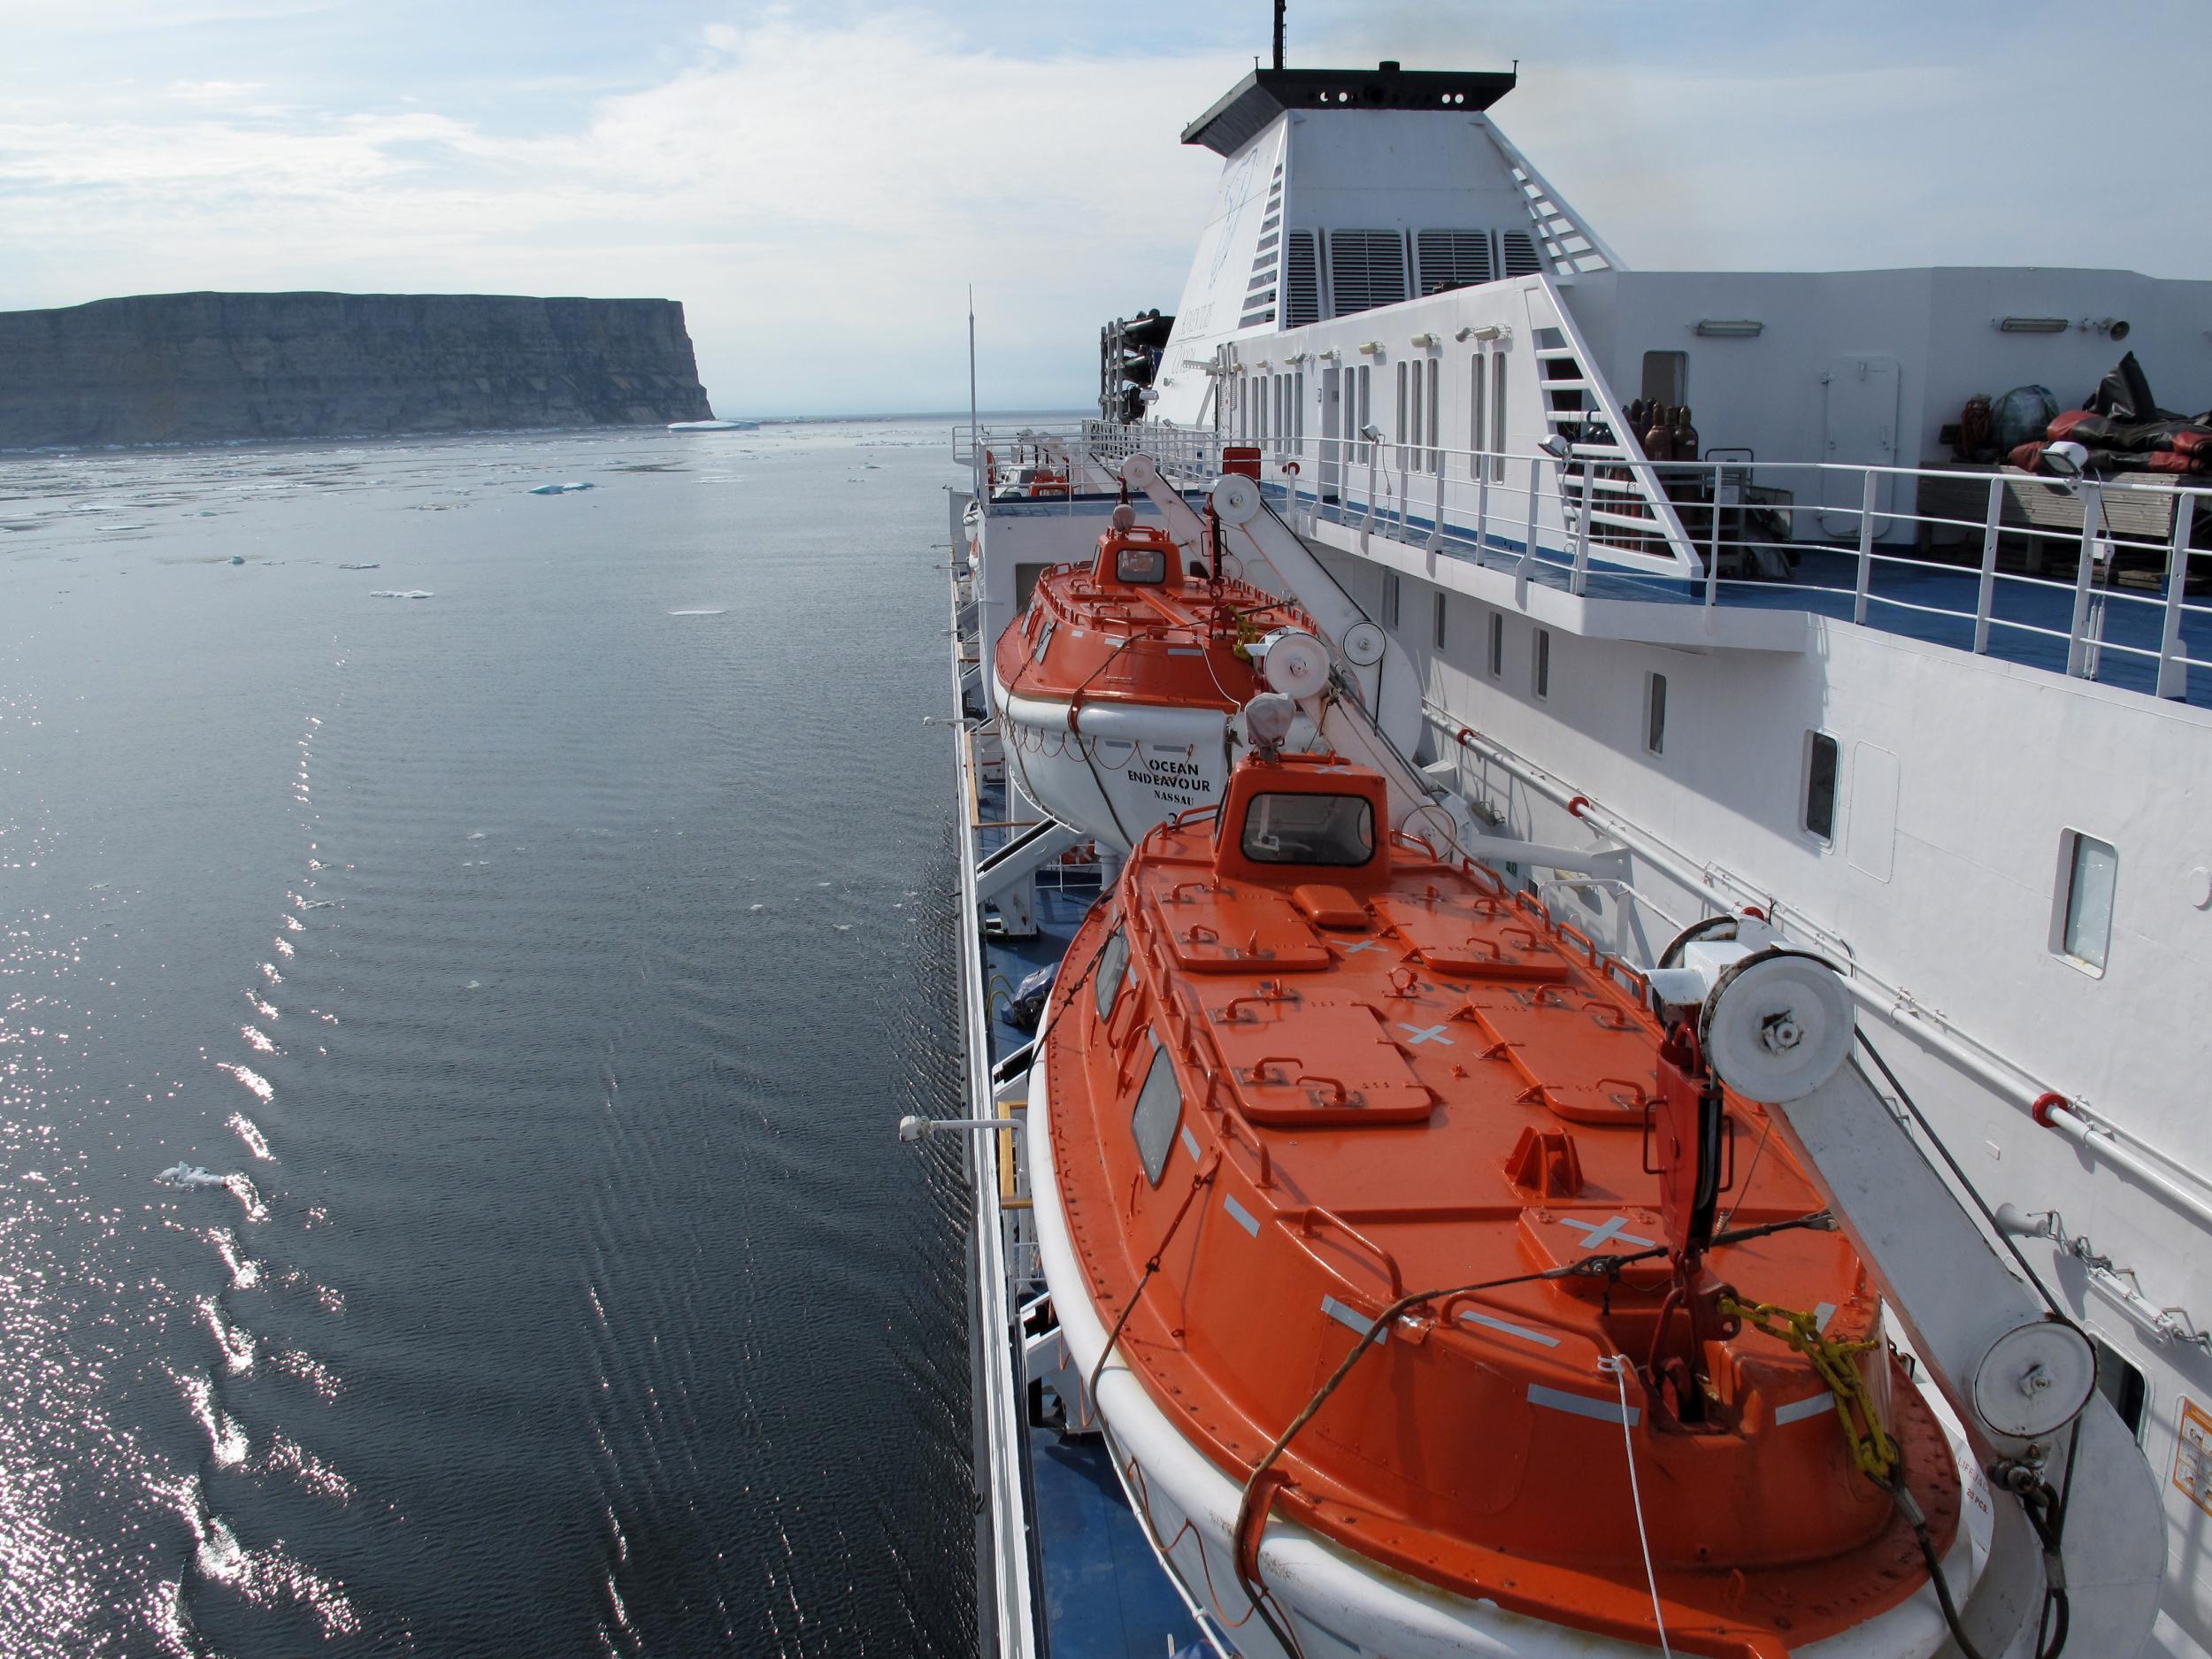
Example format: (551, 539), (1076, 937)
(968, 285), (983, 502)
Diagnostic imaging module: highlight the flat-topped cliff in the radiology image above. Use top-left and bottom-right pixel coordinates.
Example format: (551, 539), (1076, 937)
(0, 291), (714, 449)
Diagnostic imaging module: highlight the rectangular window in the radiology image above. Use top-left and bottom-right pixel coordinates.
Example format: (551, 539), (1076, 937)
(2093, 1335), (2147, 1440)
(2053, 830), (2118, 975)
(1409, 361), (1424, 468)
(1641, 349), (1687, 409)
(1433, 590), (1447, 649)
(1356, 366), (1371, 453)
(1487, 611), (1503, 678)
(1470, 355), (1486, 472)
(1294, 371), (1306, 448)
(1384, 571), (1401, 628)
(1490, 359), (1509, 483)
(1803, 732), (1839, 841)
(1533, 627), (1551, 699)
(1645, 672), (1667, 755)
(1395, 363), (1408, 468)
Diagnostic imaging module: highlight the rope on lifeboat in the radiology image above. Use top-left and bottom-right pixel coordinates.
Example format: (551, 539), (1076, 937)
(1082, 1151), (1220, 1422)
(1599, 1354), (1671, 1658)
(1225, 1210), (1843, 1659)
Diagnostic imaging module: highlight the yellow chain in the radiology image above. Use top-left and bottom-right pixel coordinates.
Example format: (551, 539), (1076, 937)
(1722, 1294), (1900, 1483)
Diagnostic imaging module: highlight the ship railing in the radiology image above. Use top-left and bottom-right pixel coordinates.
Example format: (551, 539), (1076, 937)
(1276, 432), (2209, 706)
(1057, 420), (2209, 703)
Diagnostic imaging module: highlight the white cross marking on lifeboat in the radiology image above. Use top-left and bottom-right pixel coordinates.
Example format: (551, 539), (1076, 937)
(1555, 1214), (1655, 1250)
(1398, 1023), (1453, 1046)
(1340, 940), (1384, 955)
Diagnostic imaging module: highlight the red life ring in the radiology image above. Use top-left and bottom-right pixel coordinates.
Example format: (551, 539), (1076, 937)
(1283, 461), (1302, 477)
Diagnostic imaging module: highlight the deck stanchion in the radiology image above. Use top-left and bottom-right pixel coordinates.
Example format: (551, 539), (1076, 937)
(2156, 493), (2196, 700)
(1569, 459), (1592, 596)
(1524, 456), (1541, 576)
(1704, 460), (1721, 609)
(1474, 456), (1490, 559)
(1852, 471), (1877, 625)
(1973, 475), (2004, 654)
(2066, 482), (2104, 678)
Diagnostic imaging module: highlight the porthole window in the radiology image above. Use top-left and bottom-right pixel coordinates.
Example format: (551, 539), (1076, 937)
(1130, 1040), (1183, 1186)
(1487, 611), (1503, 679)
(1645, 672), (1667, 756)
(1803, 732), (1839, 841)
(1094, 929), (1130, 1021)
(1533, 628), (1551, 700)
(2052, 830), (2118, 976)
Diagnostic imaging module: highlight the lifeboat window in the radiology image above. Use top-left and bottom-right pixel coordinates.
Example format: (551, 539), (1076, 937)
(1240, 791), (1375, 867)
(1131, 1041), (1182, 1187)
(1115, 544), (1167, 585)
(1033, 618), (1056, 664)
(2053, 829), (2118, 977)
(1094, 929), (1131, 1021)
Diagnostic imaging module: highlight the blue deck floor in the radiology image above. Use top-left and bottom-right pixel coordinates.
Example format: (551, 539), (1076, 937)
(1291, 491), (2212, 709)
(1029, 1426), (1207, 1658)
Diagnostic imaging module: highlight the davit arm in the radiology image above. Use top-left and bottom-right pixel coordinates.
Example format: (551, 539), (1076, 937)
(1654, 930), (2166, 1658)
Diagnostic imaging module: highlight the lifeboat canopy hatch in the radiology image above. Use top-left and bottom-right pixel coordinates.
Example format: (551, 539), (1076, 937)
(1094, 518), (1187, 591)
(1213, 750), (1390, 887)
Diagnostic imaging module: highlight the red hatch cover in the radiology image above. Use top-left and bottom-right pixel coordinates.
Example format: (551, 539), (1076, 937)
(1162, 885), (1331, 973)
(1371, 891), (1570, 982)
(1292, 884), (1369, 930)
(1210, 1001), (1434, 1125)
(1458, 987), (1655, 1125)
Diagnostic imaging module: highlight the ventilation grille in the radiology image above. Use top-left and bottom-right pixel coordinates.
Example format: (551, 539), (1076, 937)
(1415, 230), (1494, 296)
(1328, 231), (1409, 317)
(1240, 163), (1287, 328)
(1283, 230), (1320, 327)
(1500, 231), (1542, 278)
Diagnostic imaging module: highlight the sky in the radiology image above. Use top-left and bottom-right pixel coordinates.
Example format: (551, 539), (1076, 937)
(3, 1), (2207, 417)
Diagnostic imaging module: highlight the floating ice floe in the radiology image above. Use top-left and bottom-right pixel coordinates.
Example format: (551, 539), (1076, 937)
(370, 590), (434, 600)
(338, 562), (380, 571)
(667, 608), (726, 617)
(527, 481), (595, 495)
(155, 1163), (229, 1190)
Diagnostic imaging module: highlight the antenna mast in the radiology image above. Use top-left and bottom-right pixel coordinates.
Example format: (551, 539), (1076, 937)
(1271, 0), (1286, 69)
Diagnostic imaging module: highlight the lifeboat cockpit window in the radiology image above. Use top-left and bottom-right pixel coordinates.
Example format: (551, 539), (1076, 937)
(1094, 929), (1131, 1021)
(1114, 544), (1167, 586)
(1239, 791), (1375, 867)
(1131, 1039), (1182, 1186)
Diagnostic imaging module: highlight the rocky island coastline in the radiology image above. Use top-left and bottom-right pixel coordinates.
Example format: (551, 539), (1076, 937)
(0, 290), (715, 449)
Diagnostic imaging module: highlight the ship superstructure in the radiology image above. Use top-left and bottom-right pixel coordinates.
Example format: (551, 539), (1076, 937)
(927, 41), (2212, 1659)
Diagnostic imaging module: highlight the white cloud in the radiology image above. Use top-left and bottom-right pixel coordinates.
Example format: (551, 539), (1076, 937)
(0, 11), (1230, 411)
(3, 4), (2207, 412)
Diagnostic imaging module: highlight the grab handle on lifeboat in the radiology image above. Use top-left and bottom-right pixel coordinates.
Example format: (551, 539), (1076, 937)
(1287, 1205), (1404, 1300)
(1206, 1084), (1273, 1189)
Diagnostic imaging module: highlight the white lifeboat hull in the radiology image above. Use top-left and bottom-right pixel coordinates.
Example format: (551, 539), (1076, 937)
(995, 680), (1231, 854)
(1023, 1051), (1974, 1659)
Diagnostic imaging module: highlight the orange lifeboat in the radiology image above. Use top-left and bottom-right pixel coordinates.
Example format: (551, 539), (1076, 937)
(994, 507), (1316, 851)
(1027, 748), (1970, 1657)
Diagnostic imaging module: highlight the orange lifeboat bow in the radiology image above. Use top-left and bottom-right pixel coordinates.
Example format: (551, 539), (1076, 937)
(1042, 750), (1962, 1655)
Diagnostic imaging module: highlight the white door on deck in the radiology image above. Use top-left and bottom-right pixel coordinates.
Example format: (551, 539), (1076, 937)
(1817, 356), (1900, 537)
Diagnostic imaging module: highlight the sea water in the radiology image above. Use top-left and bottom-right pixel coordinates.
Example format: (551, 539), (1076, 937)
(0, 421), (985, 1655)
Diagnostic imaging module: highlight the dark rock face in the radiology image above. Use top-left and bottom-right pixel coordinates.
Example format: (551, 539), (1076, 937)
(0, 291), (715, 448)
